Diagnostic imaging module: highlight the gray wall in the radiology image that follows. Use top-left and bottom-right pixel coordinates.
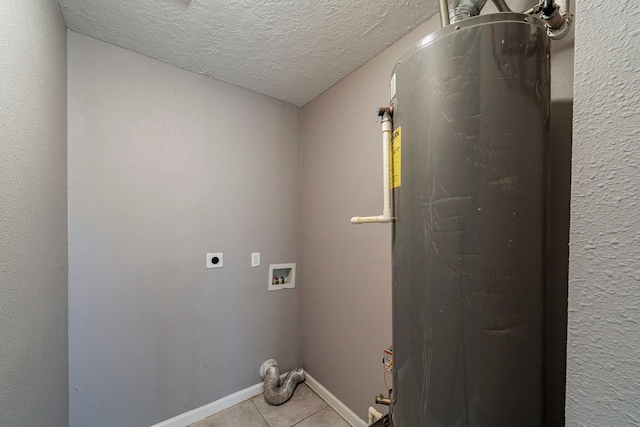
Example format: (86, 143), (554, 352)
(0, 1), (68, 426)
(567, 1), (640, 425)
(9, 2), (636, 425)
(300, 1), (574, 421)
(68, 32), (301, 427)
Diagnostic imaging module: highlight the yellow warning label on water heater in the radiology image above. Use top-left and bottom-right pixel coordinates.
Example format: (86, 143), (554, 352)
(390, 127), (401, 189)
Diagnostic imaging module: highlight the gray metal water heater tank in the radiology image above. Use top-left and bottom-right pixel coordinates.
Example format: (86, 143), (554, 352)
(390, 13), (550, 427)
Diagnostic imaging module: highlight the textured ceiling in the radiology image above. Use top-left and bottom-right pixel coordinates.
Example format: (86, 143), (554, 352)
(58, 0), (440, 106)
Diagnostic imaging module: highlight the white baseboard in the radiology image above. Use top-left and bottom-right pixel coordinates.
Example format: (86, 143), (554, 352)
(150, 381), (265, 427)
(305, 373), (368, 427)
(151, 371), (368, 427)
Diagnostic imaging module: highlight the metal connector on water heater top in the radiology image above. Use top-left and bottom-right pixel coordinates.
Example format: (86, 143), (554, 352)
(541, 2), (572, 40)
(437, 0), (573, 40)
(376, 106), (393, 118)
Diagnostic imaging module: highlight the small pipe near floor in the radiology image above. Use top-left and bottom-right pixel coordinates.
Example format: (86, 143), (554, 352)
(368, 406), (384, 424)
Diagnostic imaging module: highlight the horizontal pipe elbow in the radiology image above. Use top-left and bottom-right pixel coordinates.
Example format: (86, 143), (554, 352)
(377, 214), (393, 223)
(351, 214), (393, 224)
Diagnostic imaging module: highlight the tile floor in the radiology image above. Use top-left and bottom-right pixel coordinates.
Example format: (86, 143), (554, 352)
(189, 383), (352, 427)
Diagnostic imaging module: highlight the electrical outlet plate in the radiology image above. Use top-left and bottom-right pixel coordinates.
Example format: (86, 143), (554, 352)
(251, 252), (260, 267)
(206, 252), (223, 269)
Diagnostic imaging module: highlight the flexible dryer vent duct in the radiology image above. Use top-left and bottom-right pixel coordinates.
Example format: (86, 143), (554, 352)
(449, 0), (488, 23)
(260, 360), (305, 406)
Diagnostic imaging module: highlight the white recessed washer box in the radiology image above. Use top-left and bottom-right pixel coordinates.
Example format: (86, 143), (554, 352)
(268, 263), (295, 291)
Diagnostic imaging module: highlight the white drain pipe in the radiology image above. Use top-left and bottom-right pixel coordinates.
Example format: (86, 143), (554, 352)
(351, 108), (393, 224)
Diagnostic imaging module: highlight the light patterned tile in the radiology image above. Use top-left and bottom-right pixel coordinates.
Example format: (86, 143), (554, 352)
(293, 406), (351, 427)
(251, 383), (327, 427)
(188, 400), (268, 427)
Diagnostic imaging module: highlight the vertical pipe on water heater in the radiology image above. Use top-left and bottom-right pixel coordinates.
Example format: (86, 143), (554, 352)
(439, 0), (450, 27)
(523, 1), (571, 15)
(381, 112), (393, 221)
(491, 0), (512, 11)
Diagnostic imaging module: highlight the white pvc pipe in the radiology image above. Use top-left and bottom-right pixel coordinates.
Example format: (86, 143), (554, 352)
(380, 116), (393, 220)
(351, 114), (393, 224)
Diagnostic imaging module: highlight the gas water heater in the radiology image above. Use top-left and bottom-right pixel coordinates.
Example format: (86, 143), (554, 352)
(351, 1), (572, 425)
(389, 12), (550, 427)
